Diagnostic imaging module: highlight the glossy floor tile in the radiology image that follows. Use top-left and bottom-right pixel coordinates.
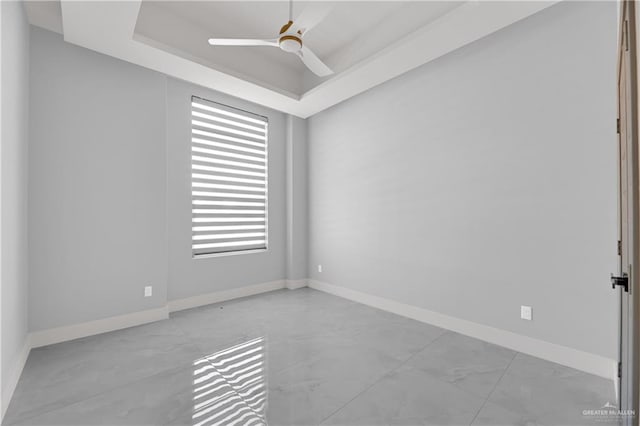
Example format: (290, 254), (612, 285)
(404, 331), (516, 398)
(3, 288), (617, 426)
(4, 320), (203, 423)
(322, 366), (487, 426)
(10, 366), (196, 426)
(267, 341), (405, 425)
(483, 353), (617, 426)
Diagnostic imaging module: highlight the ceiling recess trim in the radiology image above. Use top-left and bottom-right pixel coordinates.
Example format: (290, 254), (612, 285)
(60, 0), (557, 118)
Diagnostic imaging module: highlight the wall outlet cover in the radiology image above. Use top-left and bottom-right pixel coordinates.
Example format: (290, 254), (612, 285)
(144, 286), (153, 297)
(318, 264), (323, 273)
(521, 305), (532, 321)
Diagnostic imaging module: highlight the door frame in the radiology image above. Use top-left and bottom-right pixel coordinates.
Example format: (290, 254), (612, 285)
(619, 1), (640, 423)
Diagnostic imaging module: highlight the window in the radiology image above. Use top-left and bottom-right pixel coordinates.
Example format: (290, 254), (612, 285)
(191, 96), (268, 257)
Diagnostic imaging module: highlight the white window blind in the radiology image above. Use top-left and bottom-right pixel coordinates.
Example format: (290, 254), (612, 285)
(191, 96), (268, 256)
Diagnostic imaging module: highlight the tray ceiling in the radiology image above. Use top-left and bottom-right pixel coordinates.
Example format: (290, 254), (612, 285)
(25, 0), (557, 118)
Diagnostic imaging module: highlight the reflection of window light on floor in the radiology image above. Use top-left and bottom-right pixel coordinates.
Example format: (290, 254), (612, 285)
(192, 337), (267, 426)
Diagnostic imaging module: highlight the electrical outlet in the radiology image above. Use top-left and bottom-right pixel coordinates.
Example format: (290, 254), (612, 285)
(318, 264), (323, 273)
(144, 286), (153, 297)
(520, 305), (532, 321)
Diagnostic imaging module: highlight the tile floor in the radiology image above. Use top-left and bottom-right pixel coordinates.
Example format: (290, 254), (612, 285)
(3, 288), (616, 425)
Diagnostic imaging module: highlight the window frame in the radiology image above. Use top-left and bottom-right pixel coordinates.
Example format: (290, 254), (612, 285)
(190, 95), (269, 258)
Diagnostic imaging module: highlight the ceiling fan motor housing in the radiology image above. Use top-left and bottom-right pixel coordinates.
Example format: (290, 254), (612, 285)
(279, 20), (302, 53)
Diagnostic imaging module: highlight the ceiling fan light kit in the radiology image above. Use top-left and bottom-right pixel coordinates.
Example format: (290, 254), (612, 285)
(279, 36), (302, 53)
(207, 1), (334, 77)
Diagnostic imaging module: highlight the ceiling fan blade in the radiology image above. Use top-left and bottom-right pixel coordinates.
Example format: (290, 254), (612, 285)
(293, 3), (332, 35)
(208, 38), (278, 47)
(297, 45), (333, 77)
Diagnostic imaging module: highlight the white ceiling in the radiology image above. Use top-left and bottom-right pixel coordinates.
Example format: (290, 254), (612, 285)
(134, 1), (463, 94)
(25, 0), (558, 118)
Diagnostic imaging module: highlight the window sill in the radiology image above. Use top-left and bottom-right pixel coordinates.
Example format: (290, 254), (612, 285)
(192, 248), (268, 260)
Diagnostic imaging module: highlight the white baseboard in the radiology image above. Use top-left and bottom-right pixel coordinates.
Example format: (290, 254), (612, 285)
(29, 306), (169, 349)
(308, 279), (617, 380)
(1, 338), (31, 419)
(285, 279), (308, 290)
(167, 280), (286, 313)
(28, 280), (288, 350)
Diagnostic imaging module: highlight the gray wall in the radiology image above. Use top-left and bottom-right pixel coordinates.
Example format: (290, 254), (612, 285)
(28, 27), (291, 329)
(307, 1), (619, 359)
(29, 27), (167, 331)
(166, 78), (287, 301)
(1, 0), (30, 412)
(285, 116), (308, 281)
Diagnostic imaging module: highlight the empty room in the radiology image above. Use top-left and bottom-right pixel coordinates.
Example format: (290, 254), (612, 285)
(1, 0), (639, 425)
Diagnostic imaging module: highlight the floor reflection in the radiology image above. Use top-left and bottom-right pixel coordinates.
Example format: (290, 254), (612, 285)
(192, 337), (267, 426)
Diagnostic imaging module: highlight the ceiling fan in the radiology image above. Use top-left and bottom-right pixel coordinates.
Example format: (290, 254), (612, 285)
(208, 1), (334, 77)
